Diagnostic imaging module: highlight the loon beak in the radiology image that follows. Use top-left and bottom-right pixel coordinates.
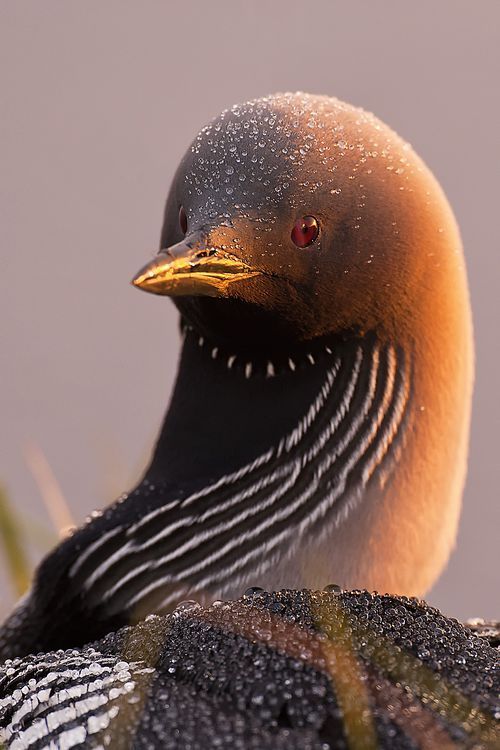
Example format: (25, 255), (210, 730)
(131, 233), (260, 297)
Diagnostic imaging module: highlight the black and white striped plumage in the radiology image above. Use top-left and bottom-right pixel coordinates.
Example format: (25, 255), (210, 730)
(68, 336), (409, 616)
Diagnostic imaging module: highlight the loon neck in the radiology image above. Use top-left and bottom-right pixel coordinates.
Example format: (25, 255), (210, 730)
(81, 326), (410, 617)
(147, 326), (401, 494)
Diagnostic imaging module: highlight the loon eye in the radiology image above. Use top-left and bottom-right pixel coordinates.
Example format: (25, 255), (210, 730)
(179, 206), (188, 235)
(291, 215), (319, 248)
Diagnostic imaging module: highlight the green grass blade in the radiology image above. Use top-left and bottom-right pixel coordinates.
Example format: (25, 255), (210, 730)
(0, 485), (31, 597)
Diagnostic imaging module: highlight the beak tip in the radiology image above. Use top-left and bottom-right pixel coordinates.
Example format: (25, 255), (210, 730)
(131, 268), (167, 296)
(131, 269), (152, 292)
(130, 275), (141, 289)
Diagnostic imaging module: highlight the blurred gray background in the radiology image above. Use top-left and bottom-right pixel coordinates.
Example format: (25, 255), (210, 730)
(1, 1), (498, 620)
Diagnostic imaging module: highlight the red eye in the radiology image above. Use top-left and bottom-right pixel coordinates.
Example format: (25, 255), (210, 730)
(291, 215), (319, 247)
(179, 206), (188, 235)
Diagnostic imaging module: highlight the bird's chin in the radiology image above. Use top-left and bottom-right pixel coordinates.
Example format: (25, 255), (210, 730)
(175, 296), (316, 356)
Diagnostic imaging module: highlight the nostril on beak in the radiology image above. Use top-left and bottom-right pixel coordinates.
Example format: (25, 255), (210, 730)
(195, 247), (218, 260)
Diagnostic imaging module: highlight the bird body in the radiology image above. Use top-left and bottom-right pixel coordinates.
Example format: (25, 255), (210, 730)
(0, 93), (473, 659)
(1, 591), (498, 750)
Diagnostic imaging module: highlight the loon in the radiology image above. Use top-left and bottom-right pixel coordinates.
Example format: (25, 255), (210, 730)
(0, 92), (473, 659)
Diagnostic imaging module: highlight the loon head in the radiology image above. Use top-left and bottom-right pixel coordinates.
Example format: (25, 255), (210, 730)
(133, 93), (465, 356)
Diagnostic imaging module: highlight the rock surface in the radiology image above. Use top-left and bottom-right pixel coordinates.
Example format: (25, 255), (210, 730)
(0, 590), (498, 749)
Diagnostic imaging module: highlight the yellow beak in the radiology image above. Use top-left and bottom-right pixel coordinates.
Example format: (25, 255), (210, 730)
(131, 237), (260, 297)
